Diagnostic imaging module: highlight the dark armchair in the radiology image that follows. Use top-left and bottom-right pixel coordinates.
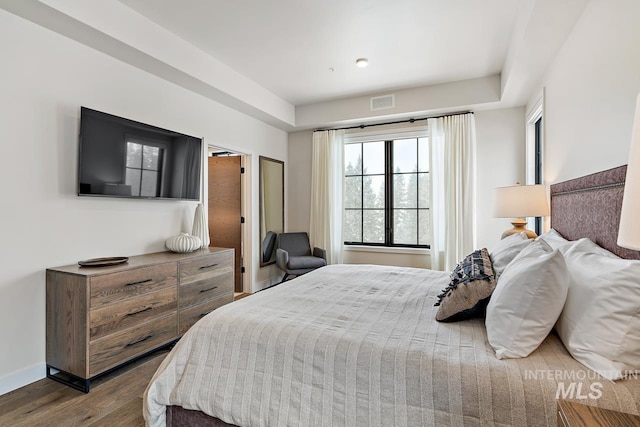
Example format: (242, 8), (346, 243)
(262, 231), (277, 264)
(276, 232), (327, 282)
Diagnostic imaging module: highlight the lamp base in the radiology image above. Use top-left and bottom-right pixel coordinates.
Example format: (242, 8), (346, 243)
(501, 218), (538, 240)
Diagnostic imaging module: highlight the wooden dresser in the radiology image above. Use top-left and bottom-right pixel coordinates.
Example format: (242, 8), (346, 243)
(46, 248), (233, 392)
(557, 399), (640, 426)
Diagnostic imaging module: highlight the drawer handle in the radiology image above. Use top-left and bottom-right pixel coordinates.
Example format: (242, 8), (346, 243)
(126, 335), (153, 347)
(200, 286), (218, 293)
(199, 263), (218, 270)
(127, 306), (152, 316)
(126, 279), (152, 287)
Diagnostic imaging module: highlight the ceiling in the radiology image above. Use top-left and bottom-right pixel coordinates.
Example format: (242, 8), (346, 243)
(1, 0), (588, 130)
(119, 0), (522, 106)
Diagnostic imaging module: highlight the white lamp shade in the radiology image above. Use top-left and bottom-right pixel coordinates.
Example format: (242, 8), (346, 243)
(618, 93), (640, 250)
(494, 184), (550, 218)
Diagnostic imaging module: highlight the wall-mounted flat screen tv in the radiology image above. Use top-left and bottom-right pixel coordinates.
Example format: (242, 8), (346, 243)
(78, 107), (202, 201)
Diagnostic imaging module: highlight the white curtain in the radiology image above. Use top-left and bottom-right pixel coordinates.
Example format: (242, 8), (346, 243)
(428, 113), (477, 271)
(310, 129), (345, 264)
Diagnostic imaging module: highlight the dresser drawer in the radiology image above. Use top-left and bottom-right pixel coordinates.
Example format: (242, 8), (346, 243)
(179, 251), (233, 284)
(90, 263), (177, 308)
(179, 273), (233, 309)
(89, 312), (177, 376)
(47, 249), (234, 391)
(89, 287), (177, 340)
(179, 294), (233, 335)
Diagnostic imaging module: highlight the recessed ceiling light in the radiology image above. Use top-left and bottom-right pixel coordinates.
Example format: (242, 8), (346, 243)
(356, 58), (368, 68)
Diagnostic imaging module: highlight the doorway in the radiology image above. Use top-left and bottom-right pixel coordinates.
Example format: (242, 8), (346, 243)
(208, 148), (245, 294)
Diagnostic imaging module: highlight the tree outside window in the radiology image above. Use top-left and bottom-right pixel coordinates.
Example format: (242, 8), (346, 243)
(344, 137), (431, 247)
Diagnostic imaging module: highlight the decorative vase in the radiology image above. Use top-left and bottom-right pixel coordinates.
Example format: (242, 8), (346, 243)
(165, 233), (201, 253)
(192, 203), (210, 248)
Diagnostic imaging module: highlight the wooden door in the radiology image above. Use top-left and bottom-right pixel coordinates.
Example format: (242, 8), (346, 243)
(208, 156), (242, 292)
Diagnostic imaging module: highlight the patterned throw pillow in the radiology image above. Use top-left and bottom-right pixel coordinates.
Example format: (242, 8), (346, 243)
(434, 248), (497, 322)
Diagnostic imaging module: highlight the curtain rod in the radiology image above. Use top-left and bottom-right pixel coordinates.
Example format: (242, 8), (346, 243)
(313, 111), (473, 132)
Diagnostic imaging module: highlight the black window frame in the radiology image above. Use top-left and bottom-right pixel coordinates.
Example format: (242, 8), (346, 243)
(534, 117), (543, 235)
(344, 138), (430, 249)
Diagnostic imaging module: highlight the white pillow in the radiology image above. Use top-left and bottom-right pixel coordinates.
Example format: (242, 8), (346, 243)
(536, 228), (569, 250)
(567, 237), (620, 258)
(486, 239), (569, 359)
(489, 232), (531, 277)
(556, 238), (640, 380)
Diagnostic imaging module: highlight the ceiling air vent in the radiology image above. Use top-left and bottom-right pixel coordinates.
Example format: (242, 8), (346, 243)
(370, 94), (395, 111)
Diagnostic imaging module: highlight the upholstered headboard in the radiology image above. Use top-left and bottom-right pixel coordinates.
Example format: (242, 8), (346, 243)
(550, 165), (640, 260)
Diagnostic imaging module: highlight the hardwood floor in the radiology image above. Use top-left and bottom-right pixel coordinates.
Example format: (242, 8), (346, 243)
(1, 293), (249, 426)
(233, 292), (250, 301)
(0, 349), (170, 427)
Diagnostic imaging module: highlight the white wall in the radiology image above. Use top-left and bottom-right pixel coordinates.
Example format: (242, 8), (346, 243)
(527, 0), (640, 184)
(475, 107), (526, 250)
(295, 76), (501, 129)
(287, 107), (525, 266)
(0, 10), (287, 394)
(287, 130), (313, 233)
(343, 248), (430, 269)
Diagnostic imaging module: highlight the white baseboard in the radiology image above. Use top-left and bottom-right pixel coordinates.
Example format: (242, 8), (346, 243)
(0, 277), (284, 397)
(253, 279), (271, 292)
(0, 363), (46, 396)
(253, 276), (283, 292)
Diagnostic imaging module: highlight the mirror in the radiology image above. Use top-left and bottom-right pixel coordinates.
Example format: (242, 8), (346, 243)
(259, 156), (284, 266)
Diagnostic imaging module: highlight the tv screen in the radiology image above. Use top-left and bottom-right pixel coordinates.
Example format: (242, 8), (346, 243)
(78, 107), (202, 201)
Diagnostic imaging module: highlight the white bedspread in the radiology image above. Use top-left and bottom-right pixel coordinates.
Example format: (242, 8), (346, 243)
(144, 264), (640, 427)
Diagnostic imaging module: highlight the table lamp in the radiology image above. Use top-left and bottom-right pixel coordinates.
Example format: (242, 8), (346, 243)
(618, 93), (640, 250)
(494, 183), (549, 239)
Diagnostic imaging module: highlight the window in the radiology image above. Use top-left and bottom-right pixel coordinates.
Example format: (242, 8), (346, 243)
(125, 140), (164, 197)
(534, 117), (543, 235)
(344, 136), (431, 247)
(526, 92), (544, 234)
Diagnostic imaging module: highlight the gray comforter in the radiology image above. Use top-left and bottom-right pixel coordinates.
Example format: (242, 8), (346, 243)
(144, 264), (640, 426)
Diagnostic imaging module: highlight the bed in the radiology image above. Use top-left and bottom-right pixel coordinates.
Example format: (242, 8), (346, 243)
(144, 165), (640, 427)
